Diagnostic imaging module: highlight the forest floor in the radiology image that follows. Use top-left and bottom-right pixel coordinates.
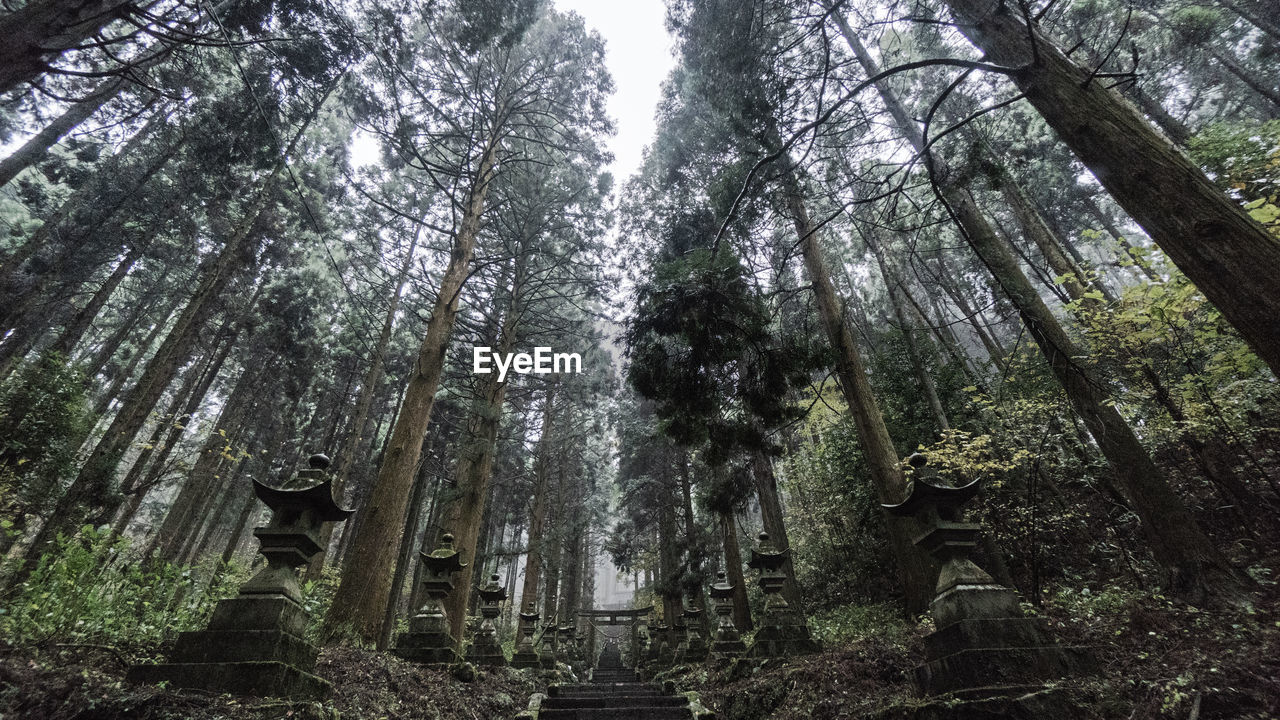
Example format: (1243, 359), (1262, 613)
(0, 645), (542, 720)
(2, 575), (1278, 719)
(663, 569), (1280, 719)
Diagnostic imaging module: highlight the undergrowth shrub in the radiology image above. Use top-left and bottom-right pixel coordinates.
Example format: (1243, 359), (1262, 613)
(300, 565), (341, 645)
(0, 527), (243, 655)
(806, 602), (912, 647)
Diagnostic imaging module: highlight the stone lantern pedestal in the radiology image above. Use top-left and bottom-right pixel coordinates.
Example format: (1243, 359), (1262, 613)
(679, 602), (709, 662)
(555, 625), (577, 666)
(571, 629), (589, 674)
(128, 455), (353, 699)
(466, 574), (508, 666)
(745, 533), (820, 658)
(511, 607), (541, 669)
(885, 454), (1081, 698)
(394, 533), (466, 664)
(653, 622), (674, 667)
(538, 623), (559, 669)
(671, 620), (689, 662)
(709, 571), (746, 658)
(632, 617), (650, 669)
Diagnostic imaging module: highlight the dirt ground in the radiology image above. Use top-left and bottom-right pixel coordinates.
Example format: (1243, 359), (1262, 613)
(0, 645), (541, 720)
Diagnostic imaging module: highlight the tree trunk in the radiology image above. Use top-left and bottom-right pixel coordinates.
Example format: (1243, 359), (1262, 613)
(305, 230), (418, 582)
(1083, 198), (1162, 283)
(0, 0), (137, 100)
(866, 232), (950, 432)
(934, 258), (1007, 365)
(656, 476), (680, 639)
(323, 128), (500, 643)
(1218, 0), (1280, 41)
(839, 9), (1246, 604)
(143, 362), (261, 562)
(378, 457), (432, 650)
(719, 510), (751, 632)
(0, 75), (139, 189)
(776, 164), (937, 614)
(45, 246), (141, 358)
(747, 449), (806, 613)
(0, 107), (177, 304)
(999, 165), (1268, 524)
(517, 381), (558, 634)
(1204, 46), (1280, 110)
(44, 78), (335, 551)
(542, 501), (562, 630)
(440, 311), (518, 644)
(939, 0), (1280, 378)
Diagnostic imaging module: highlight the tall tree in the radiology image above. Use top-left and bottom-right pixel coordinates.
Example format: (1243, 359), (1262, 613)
(322, 4), (612, 643)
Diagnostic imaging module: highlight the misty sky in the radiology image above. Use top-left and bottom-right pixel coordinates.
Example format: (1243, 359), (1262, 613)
(553, 0), (678, 185)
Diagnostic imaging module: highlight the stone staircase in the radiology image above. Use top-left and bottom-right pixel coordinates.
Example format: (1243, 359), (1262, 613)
(534, 643), (696, 719)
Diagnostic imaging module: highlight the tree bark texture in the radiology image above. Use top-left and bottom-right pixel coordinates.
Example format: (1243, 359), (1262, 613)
(323, 130), (500, 643)
(939, 0), (1280, 378)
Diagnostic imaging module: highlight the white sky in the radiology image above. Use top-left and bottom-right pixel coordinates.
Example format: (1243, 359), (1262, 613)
(553, 0), (677, 184)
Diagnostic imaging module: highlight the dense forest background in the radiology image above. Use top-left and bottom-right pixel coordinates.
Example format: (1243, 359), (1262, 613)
(0, 0), (1278, 718)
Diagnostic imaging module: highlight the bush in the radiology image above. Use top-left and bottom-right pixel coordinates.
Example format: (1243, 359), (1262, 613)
(0, 527), (242, 655)
(0, 353), (90, 529)
(807, 602), (912, 648)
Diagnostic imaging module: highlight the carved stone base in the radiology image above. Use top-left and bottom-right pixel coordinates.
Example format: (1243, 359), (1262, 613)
(655, 639), (675, 667)
(511, 649), (541, 669)
(394, 630), (462, 665)
(917, 591), (1087, 697)
(746, 608), (821, 658)
(126, 595), (328, 699)
(466, 631), (508, 667)
(681, 633), (710, 663)
(712, 636), (747, 658)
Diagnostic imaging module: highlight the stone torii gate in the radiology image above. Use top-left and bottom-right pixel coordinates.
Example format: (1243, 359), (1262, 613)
(578, 606), (652, 668)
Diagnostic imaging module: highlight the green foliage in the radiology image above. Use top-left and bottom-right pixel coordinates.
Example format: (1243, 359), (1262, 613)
(778, 411), (892, 608)
(0, 528), (242, 654)
(300, 565), (342, 646)
(1188, 119), (1280, 232)
(627, 246), (816, 464)
(908, 430), (1031, 488)
(1169, 7), (1223, 47)
(0, 353), (91, 522)
(807, 602), (911, 647)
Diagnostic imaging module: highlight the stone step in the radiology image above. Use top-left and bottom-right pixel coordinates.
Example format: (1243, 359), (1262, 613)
(531, 675), (697, 720)
(558, 681), (660, 696)
(538, 708), (693, 720)
(556, 683), (661, 696)
(543, 696), (689, 709)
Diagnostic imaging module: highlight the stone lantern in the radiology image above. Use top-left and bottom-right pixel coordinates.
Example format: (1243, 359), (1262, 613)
(466, 573), (508, 666)
(511, 603), (541, 669)
(709, 571), (746, 657)
(745, 532), (820, 657)
(394, 532), (466, 664)
(633, 613), (651, 668)
(128, 454), (352, 699)
(653, 621), (674, 667)
(538, 622), (559, 669)
(679, 599), (709, 662)
(884, 454), (1080, 697)
(556, 624), (578, 666)
(572, 628), (590, 674)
